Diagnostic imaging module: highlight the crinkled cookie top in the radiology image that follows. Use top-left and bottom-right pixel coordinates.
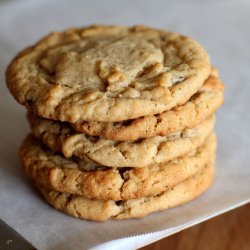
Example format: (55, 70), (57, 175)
(6, 25), (210, 122)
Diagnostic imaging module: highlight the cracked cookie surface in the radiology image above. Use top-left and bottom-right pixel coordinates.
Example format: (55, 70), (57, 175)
(7, 25), (210, 123)
(72, 69), (223, 140)
(20, 133), (216, 200)
(28, 113), (214, 167)
(36, 160), (214, 221)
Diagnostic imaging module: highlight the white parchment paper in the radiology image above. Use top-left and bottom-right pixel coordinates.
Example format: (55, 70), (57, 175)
(0, 1), (249, 249)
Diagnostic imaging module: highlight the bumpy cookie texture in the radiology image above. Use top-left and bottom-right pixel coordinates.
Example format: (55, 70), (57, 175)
(36, 161), (214, 221)
(20, 133), (216, 200)
(6, 25), (211, 122)
(28, 113), (214, 167)
(72, 70), (224, 140)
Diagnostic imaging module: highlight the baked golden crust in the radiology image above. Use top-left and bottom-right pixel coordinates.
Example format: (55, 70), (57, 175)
(20, 133), (215, 201)
(28, 113), (214, 167)
(6, 25), (210, 123)
(36, 160), (214, 221)
(72, 70), (223, 140)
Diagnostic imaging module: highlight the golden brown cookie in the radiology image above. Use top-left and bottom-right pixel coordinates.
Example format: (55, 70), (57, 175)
(28, 113), (214, 167)
(6, 25), (210, 123)
(36, 160), (214, 221)
(72, 70), (223, 141)
(19, 133), (216, 200)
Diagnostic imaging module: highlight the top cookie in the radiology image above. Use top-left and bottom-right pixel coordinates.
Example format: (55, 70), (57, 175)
(6, 25), (210, 122)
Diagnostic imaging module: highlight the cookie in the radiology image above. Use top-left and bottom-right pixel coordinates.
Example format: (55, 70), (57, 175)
(20, 133), (216, 200)
(36, 160), (214, 221)
(6, 25), (210, 123)
(28, 113), (214, 167)
(72, 69), (223, 141)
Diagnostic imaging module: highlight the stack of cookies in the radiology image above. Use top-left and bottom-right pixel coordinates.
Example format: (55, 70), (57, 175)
(6, 25), (224, 221)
